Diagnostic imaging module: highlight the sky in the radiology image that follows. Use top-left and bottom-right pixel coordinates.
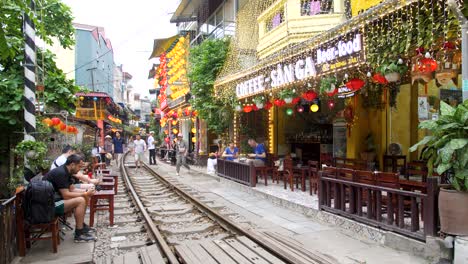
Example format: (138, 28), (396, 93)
(62, 0), (179, 98)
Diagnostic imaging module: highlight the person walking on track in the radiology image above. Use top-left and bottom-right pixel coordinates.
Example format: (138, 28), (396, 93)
(132, 134), (146, 171)
(175, 133), (190, 176)
(147, 131), (157, 165)
(112, 131), (124, 168)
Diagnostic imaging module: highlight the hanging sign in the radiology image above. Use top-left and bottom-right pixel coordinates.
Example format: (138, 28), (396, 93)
(337, 86), (356, 98)
(235, 30), (365, 98)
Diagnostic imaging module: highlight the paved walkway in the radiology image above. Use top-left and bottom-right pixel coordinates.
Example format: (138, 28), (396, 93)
(14, 215), (94, 264)
(146, 158), (429, 264)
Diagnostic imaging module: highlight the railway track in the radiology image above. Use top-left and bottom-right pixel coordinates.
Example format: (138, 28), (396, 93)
(109, 152), (338, 264)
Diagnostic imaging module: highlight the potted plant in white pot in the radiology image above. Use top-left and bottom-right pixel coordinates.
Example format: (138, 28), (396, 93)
(279, 89), (297, 104)
(378, 61), (408, 83)
(410, 100), (468, 235)
(253, 96), (265, 109)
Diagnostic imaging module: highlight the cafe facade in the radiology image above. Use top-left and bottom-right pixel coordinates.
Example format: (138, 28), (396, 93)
(214, 0), (464, 169)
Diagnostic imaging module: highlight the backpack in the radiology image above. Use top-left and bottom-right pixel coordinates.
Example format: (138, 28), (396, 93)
(23, 178), (56, 224)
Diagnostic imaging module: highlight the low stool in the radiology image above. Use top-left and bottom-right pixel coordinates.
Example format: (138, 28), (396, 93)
(89, 190), (115, 227)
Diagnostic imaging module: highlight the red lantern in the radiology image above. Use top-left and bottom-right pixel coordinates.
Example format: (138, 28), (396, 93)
(418, 58), (438, 73)
(302, 90), (317, 101)
(345, 78), (365, 91)
(51, 117), (60, 126)
(67, 126), (74, 133)
(274, 99), (286, 107)
(252, 104), (259, 111)
(164, 137), (170, 143)
(192, 110), (197, 117)
(291, 97), (301, 105)
(184, 108), (190, 116)
(328, 100), (335, 109)
(244, 105), (253, 113)
(372, 73), (388, 84)
(59, 123), (66, 131)
(264, 101), (273, 110)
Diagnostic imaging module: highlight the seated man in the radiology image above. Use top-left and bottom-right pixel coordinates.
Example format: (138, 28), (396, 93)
(247, 138), (267, 167)
(50, 145), (76, 170)
(43, 154), (96, 242)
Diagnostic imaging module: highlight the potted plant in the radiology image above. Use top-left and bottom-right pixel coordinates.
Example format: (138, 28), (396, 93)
(319, 77), (338, 96)
(11, 140), (49, 191)
(279, 89), (297, 104)
(410, 100), (468, 235)
(377, 61), (408, 83)
(360, 133), (377, 162)
(253, 96), (266, 109)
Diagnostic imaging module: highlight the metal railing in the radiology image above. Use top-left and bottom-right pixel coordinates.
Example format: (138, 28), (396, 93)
(0, 195), (18, 264)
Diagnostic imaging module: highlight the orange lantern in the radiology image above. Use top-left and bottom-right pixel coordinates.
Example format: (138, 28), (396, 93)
(59, 123), (66, 131)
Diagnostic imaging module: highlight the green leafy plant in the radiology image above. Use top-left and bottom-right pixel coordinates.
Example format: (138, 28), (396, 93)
(410, 100), (468, 191)
(278, 89), (296, 99)
(10, 140), (49, 190)
(319, 77), (337, 95)
(377, 62), (408, 75)
(188, 38), (231, 135)
(252, 95), (265, 105)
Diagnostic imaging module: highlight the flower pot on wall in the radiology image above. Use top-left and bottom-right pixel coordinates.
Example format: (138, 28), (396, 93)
(384, 72), (401, 83)
(284, 97), (293, 104)
(439, 188), (468, 235)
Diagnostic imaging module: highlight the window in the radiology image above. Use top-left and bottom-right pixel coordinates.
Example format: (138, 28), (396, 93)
(300, 0), (333, 16)
(266, 8), (285, 32)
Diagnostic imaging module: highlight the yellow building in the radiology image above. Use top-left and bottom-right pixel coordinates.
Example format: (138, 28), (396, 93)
(215, 0), (463, 170)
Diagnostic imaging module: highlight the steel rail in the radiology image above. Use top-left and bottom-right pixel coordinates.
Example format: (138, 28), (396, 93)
(120, 152), (180, 264)
(141, 162), (337, 264)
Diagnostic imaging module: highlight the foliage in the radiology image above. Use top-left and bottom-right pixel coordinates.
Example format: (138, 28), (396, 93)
(366, 2), (459, 70)
(362, 83), (384, 110)
(0, 0), (78, 130)
(388, 83), (400, 108)
(410, 100), (468, 192)
(10, 140), (48, 190)
(73, 142), (94, 162)
(278, 89), (296, 99)
(377, 62), (408, 75)
(188, 38), (231, 135)
(252, 95), (266, 104)
(319, 77), (337, 95)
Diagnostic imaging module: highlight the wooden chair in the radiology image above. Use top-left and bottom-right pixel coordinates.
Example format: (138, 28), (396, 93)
(254, 154), (274, 186)
(383, 155), (406, 174)
(89, 190), (115, 227)
(283, 158), (304, 192)
(15, 188), (60, 256)
(406, 161), (428, 182)
(308, 160), (319, 195)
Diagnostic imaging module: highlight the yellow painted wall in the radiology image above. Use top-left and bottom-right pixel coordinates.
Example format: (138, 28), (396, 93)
(350, 0), (382, 17)
(257, 0), (346, 59)
(346, 95), (369, 159)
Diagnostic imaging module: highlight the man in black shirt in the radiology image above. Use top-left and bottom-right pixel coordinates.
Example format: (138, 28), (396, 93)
(44, 154), (96, 242)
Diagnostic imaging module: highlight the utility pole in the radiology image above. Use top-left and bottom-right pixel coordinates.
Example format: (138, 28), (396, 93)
(87, 67), (97, 91)
(24, 0), (36, 141)
(447, 0), (468, 101)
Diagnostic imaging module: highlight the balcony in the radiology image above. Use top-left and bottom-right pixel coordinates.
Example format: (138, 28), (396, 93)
(75, 107), (106, 121)
(257, 0), (346, 59)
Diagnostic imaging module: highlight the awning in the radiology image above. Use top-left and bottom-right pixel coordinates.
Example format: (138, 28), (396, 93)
(75, 92), (110, 98)
(148, 35), (180, 59)
(170, 0), (201, 23)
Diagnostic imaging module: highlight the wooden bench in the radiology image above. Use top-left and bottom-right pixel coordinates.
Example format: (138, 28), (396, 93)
(15, 188), (60, 255)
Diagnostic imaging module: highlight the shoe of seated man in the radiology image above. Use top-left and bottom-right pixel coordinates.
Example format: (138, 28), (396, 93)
(83, 223), (96, 234)
(74, 230), (96, 243)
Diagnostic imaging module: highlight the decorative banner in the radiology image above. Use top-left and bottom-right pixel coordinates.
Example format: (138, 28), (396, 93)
(235, 30), (365, 98)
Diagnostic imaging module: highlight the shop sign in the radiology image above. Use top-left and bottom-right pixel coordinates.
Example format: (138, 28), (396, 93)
(235, 30), (365, 98)
(337, 86), (356, 98)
